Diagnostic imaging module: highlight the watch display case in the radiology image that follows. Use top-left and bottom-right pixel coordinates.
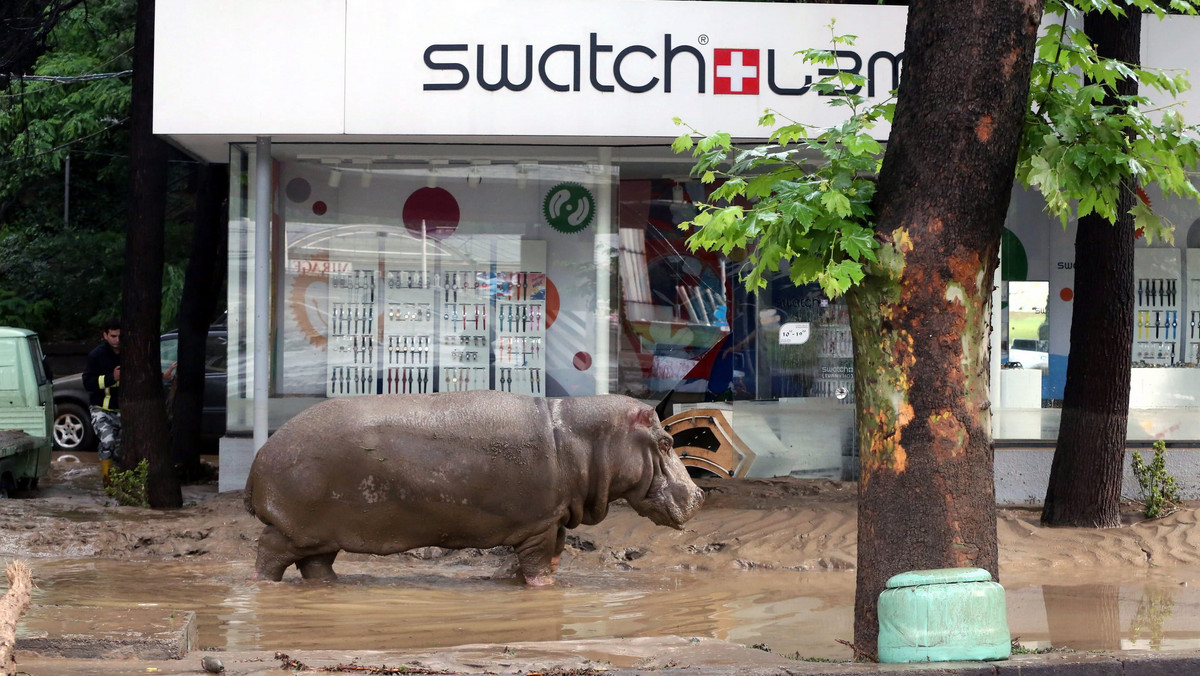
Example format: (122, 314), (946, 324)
(1133, 249), (1183, 366)
(325, 243), (547, 397)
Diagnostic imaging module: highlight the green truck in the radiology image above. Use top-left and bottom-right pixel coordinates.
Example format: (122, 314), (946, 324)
(0, 327), (54, 495)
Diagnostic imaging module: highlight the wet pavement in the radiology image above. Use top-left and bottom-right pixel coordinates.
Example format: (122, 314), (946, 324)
(13, 556), (1200, 664)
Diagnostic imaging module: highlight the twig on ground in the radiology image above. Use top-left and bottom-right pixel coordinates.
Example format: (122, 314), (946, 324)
(275, 651), (454, 674)
(835, 638), (877, 663)
(0, 561), (33, 676)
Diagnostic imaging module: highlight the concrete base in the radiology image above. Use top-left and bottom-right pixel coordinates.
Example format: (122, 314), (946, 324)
(995, 447), (1200, 505)
(218, 435), (255, 493)
(16, 605), (197, 660)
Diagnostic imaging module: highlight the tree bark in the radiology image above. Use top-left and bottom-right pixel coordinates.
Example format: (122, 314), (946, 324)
(1040, 5), (1139, 528)
(171, 163), (228, 481)
(848, 0), (1044, 656)
(122, 0), (180, 508)
(0, 0), (87, 78)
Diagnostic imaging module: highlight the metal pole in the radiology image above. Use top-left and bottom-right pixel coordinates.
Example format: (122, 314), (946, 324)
(254, 137), (271, 452)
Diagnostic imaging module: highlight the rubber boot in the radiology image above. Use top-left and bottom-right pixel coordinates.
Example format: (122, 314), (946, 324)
(100, 459), (113, 488)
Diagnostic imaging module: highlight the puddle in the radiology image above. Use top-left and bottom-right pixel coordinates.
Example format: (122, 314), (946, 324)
(22, 558), (856, 658)
(1004, 572), (1200, 652)
(16, 557), (1200, 659)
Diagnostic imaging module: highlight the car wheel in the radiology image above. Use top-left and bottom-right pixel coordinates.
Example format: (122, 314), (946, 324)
(54, 402), (97, 453)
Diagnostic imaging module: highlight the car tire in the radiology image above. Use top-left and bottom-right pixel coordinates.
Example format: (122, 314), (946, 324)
(54, 402), (97, 453)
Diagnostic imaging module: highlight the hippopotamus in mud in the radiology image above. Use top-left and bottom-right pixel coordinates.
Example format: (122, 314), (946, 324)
(244, 391), (704, 586)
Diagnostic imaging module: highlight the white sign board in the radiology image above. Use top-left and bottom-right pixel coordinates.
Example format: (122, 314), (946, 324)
(779, 322), (811, 345)
(155, 0), (907, 140)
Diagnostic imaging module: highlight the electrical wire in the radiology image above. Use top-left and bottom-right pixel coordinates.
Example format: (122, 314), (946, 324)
(1, 47), (133, 98)
(0, 116), (127, 167)
(6, 70), (129, 82)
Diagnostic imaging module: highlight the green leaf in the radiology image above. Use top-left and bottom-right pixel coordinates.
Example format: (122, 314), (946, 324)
(671, 134), (694, 154)
(838, 226), (877, 262)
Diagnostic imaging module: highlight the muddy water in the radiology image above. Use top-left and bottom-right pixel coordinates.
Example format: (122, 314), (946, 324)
(18, 557), (1200, 659)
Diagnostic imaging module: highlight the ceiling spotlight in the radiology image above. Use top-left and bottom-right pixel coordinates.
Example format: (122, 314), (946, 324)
(427, 159), (449, 189)
(328, 170), (342, 188)
(516, 160), (538, 190)
(467, 169), (482, 188)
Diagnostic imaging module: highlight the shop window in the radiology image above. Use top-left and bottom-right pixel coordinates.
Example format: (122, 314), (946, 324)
(225, 147), (619, 433)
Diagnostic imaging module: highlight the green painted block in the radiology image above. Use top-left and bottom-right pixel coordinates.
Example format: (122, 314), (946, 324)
(877, 567), (1010, 664)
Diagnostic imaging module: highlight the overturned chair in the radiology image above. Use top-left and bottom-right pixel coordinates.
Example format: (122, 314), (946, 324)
(663, 408), (756, 479)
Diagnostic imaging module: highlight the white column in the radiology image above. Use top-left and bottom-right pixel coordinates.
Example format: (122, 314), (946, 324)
(594, 147), (613, 395)
(989, 261), (1001, 439)
(254, 137), (271, 451)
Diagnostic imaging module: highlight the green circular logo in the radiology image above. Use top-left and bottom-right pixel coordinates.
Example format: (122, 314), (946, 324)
(543, 183), (595, 233)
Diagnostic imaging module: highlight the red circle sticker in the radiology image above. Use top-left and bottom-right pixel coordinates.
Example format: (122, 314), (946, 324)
(403, 187), (461, 239)
(312, 201), (328, 216)
(573, 352), (592, 371)
(1059, 287), (1074, 302)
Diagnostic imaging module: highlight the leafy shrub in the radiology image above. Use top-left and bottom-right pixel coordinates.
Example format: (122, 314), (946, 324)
(1131, 441), (1180, 519)
(106, 459), (148, 507)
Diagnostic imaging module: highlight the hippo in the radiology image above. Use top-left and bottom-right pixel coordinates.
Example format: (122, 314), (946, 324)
(244, 391), (704, 585)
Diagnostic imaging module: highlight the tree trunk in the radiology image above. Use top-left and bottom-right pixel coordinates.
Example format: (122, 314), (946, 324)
(122, 0), (180, 508)
(848, 0), (1044, 656)
(171, 163), (228, 481)
(1040, 5), (1139, 528)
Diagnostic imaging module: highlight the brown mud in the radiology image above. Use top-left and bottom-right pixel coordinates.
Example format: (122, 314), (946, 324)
(6, 455), (1200, 673)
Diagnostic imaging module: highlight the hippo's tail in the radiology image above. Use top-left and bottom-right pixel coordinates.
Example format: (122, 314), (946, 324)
(243, 474), (257, 518)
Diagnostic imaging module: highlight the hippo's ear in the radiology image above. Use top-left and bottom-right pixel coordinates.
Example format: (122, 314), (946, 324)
(629, 406), (657, 430)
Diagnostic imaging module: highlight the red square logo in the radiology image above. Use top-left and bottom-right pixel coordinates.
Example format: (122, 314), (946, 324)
(713, 49), (760, 95)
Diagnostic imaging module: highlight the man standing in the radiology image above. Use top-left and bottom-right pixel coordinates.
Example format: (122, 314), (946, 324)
(83, 320), (121, 486)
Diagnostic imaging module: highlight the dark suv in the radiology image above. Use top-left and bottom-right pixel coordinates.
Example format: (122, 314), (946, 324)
(52, 329), (228, 452)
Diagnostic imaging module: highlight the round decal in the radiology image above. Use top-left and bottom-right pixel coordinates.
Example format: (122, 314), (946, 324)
(286, 177), (312, 203)
(312, 201), (328, 216)
(544, 276), (559, 329)
(543, 183), (595, 233)
(403, 187), (461, 240)
(573, 352), (592, 371)
(1059, 287), (1074, 302)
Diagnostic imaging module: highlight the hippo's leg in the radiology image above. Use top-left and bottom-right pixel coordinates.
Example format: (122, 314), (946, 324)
(516, 525), (561, 586)
(549, 525), (567, 574)
(296, 551), (339, 581)
(253, 526), (301, 581)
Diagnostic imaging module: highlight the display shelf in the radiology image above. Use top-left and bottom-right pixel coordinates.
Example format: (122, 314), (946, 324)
(327, 266), (378, 397)
(493, 270), (547, 396)
(1132, 249), (1183, 366)
(380, 268), (436, 394)
(325, 241), (548, 398)
(436, 266), (490, 392)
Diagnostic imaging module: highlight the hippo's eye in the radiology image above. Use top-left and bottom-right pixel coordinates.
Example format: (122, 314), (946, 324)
(657, 436), (673, 453)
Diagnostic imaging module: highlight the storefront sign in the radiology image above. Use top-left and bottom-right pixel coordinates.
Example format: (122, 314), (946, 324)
(154, 0), (907, 143)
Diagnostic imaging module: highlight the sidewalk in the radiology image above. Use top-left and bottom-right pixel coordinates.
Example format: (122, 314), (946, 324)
(15, 635), (1200, 675)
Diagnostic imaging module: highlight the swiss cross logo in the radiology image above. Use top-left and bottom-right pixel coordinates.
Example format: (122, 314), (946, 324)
(713, 48), (760, 95)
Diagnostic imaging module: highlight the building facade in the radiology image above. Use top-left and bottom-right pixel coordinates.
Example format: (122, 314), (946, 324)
(152, 0), (1200, 494)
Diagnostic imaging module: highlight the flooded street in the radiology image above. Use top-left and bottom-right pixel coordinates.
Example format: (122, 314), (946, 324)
(18, 556), (1200, 660)
(10, 459), (1200, 663)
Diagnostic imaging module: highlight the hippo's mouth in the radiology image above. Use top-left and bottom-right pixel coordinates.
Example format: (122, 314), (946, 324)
(634, 473), (703, 529)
